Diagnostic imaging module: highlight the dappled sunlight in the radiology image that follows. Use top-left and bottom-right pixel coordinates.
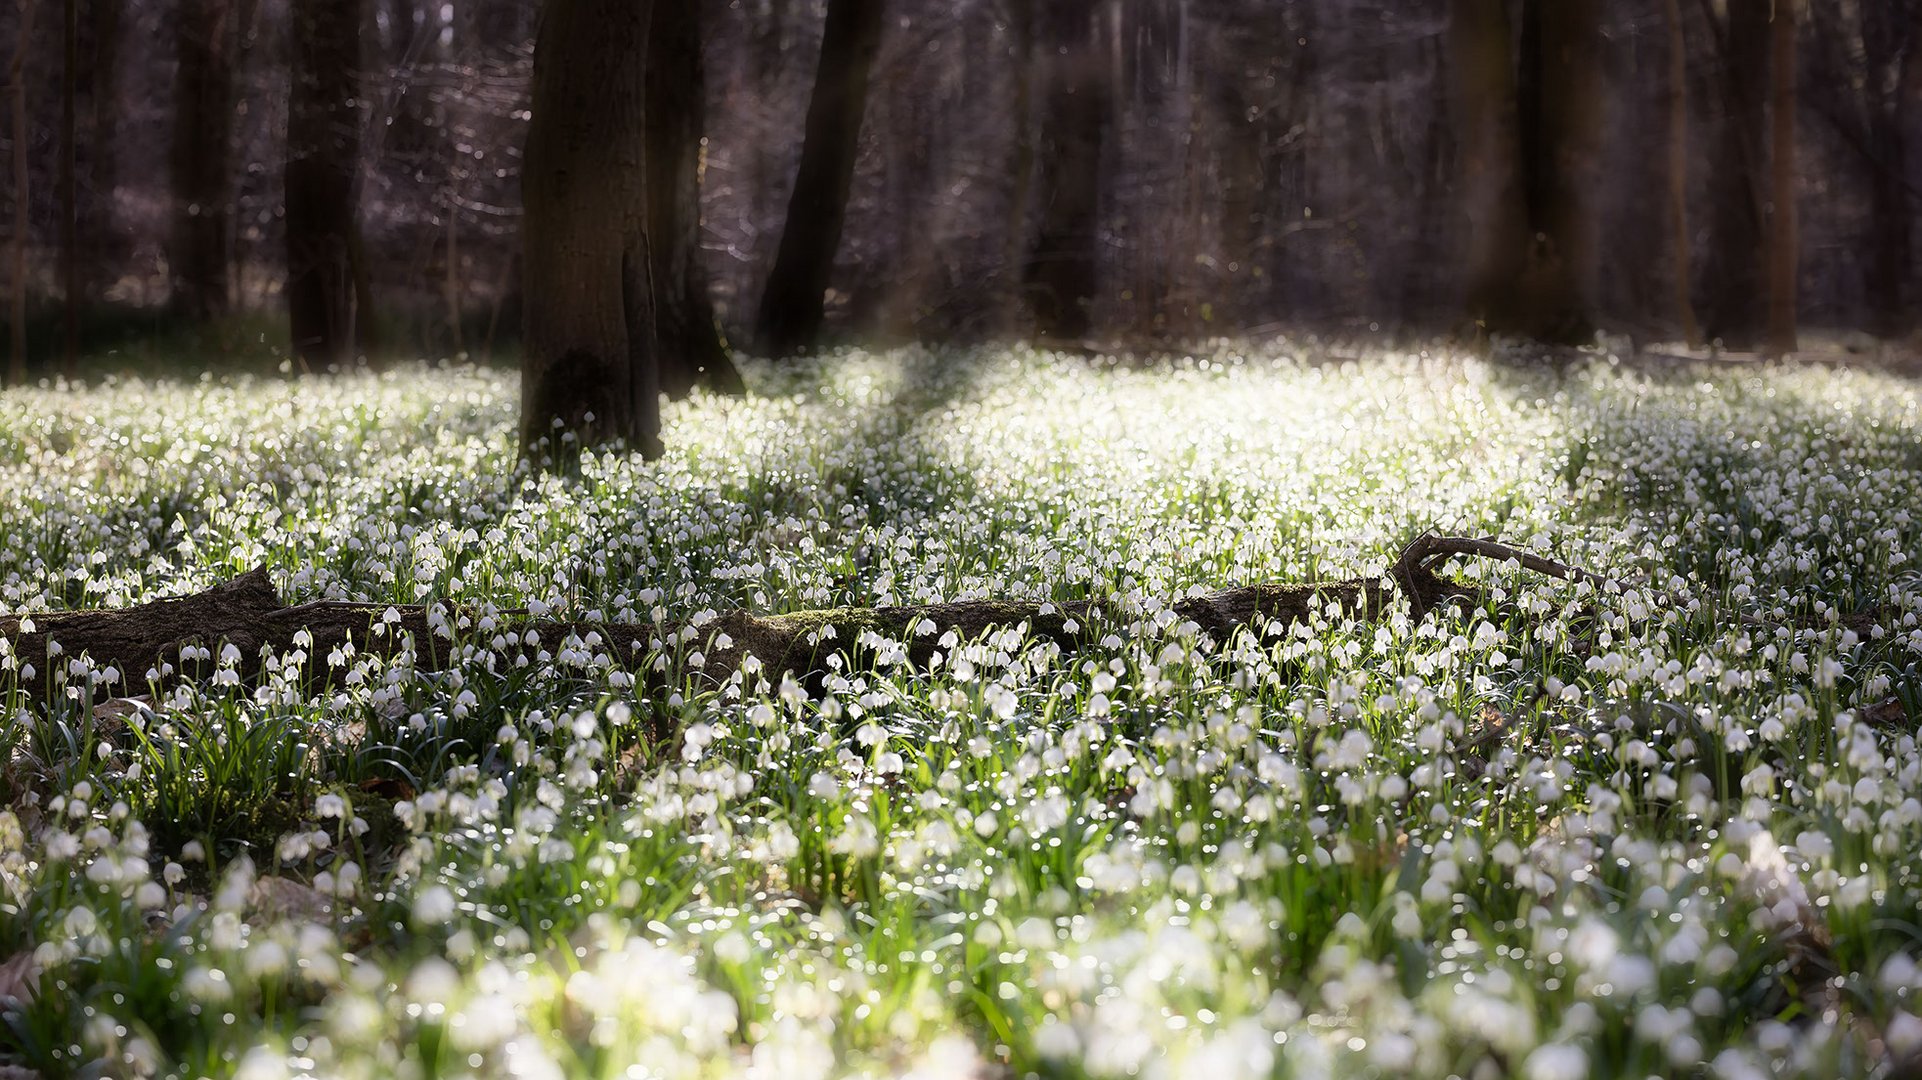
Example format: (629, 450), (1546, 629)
(2, 345), (1922, 1077)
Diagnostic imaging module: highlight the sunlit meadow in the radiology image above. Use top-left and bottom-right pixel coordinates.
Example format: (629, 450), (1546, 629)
(3, 344), (1922, 1079)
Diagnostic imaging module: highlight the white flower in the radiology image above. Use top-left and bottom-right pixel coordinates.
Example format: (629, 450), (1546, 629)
(1522, 1042), (1588, 1080)
(412, 884), (458, 926)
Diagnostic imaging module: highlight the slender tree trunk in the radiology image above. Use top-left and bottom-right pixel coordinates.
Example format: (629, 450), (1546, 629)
(59, 0), (75, 372)
(1865, 110), (1909, 339)
(444, 190), (464, 356)
(753, 0), (887, 357)
(1005, 0), (1035, 325)
(647, 0), (743, 399)
(1023, 0), (1110, 344)
(1861, 5), (1918, 340)
(1663, 0), (1702, 347)
(1764, 0), (1797, 358)
(286, 0), (364, 368)
(1700, 0), (1770, 348)
(1518, 0), (1597, 340)
(1899, 18), (1922, 339)
(519, 0), (660, 465)
(170, 0), (235, 323)
(83, 0), (119, 298)
(7, 0), (33, 387)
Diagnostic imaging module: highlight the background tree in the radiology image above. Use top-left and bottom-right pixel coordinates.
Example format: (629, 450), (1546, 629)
(1021, 0), (1111, 344)
(753, 0), (886, 357)
(1698, 0), (1771, 347)
(1, 0), (1916, 361)
(1805, 0), (1919, 340)
(58, 0), (74, 371)
(170, 0), (235, 323)
(1450, 0), (1599, 342)
(80, 0), (120, 302)
(1765, 0), (1798, 358)
(1663, 0), (1701, 348)
(285, 0), (364, 367)
(518, 0), (660, 462)
(647, 0), (744, 397)
(7, 0), (33, 386)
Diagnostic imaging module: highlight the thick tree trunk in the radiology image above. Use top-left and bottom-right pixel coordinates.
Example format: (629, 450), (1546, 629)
(646, 0), (744, 400)
(519, 0), (661, 465)
(1700, 0), (1770, 348)
(753, 0), (886, 358)
(1455, 0), (1597, 343)
(1663, 0), (1702, 348)
(286, 0), (364, 368)
(170, 0), (236, 323)
(1449, 0), (1524, 339)
(1023, 0), (1110, 344)
(1764, 0), (1797, 359)
(7, 0), (32, 388)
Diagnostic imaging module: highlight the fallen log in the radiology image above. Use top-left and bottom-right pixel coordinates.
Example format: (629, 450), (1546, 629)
(0, 535), (1599, 701)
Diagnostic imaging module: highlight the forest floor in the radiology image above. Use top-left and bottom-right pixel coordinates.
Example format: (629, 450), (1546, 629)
(2, 342), (1922, 1078)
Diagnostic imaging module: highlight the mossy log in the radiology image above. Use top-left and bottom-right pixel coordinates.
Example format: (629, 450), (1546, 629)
(0, 536), (1585, 701)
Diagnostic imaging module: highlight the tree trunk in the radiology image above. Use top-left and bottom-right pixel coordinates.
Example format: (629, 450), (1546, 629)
(81, 0), (120, 300)
(1448, 0), (1524, 339)
(1663, 0), (1703, 347)
(1700, 0), (1770, 348)
(286, 0), (364, 368)
(752, 0), (886, 358)
(1023, 0), (1110, 344)
(1901, 17), (1922, 339)
(58, 0), (75, 373)
(1764, 0), (1797, 359)
(519, 0), (661, 465)
(169, 0), (236, 324)
(7, 0), (33, 388)
(646, 0), (744, 399)
(1449, 0), (1599, 344)
(1863, 7), (1919, 341)
(1005, 0), (1035, 327)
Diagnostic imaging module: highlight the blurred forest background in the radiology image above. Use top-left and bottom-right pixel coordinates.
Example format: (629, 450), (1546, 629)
(1, 0), (1919, 383)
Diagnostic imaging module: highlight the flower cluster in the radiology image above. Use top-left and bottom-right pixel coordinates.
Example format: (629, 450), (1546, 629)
(0, 345), (1919, 1078)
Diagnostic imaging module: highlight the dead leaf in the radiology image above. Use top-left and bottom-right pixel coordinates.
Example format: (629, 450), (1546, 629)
(0, 949), (37, 1006)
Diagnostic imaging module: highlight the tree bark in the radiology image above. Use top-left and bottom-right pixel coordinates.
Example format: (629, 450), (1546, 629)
(1454, 0), (1598, 343)
(170, 0), (236, 324)
(646, 0), (744, 400)
(83, 0), (121, 300)
(1448, 0), (1524, 339)
(1764, 0), (1797, 359)
(1022, 0), (1110, 344)
(58, 0), (75, 373)
(1005, 0), (1036, 328)
(1861, 5), (1919, 340)
(1700, 0), (1770, 348)
(7, 0), (33, 388)
(1663, 0), (1703, 348)
(753, 0), (886, 358)
(286, 0), (364, 368)
(519, 0), (661, 466)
